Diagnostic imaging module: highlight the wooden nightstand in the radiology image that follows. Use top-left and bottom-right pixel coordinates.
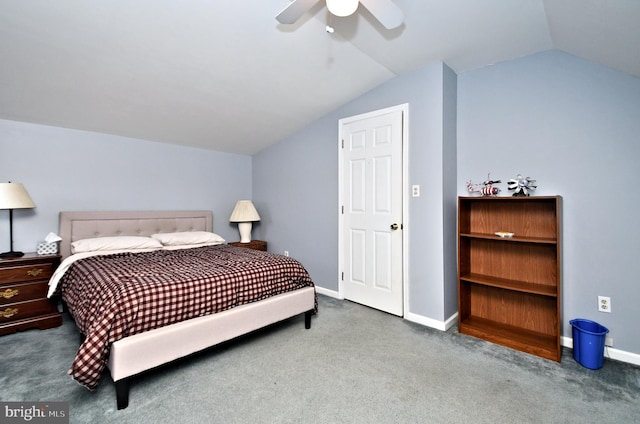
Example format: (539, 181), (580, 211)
(0, 253), (62, 336)
(229, 240), (267, 251)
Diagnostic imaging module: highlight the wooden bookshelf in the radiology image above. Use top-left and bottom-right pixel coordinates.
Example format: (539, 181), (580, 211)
(457, 196), (562, 361)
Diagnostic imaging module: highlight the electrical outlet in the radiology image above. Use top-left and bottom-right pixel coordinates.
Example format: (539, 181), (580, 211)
(598, 296), (611, 313)
(412, 185), (420, 197)
(605, 336), (613, 347)
(284, 251), (289, 257)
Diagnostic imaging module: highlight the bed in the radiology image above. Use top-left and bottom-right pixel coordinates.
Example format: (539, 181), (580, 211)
(50, 210), (316, 410)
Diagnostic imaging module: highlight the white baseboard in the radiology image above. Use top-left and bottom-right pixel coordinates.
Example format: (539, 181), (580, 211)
(561, 336), (640, 367)
(403, 311), (458, 331)
(315, 286), (456, 331)
(314, 286), (341, 299)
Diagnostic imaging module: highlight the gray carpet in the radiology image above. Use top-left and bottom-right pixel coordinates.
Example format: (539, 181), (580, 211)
(1, 294), (638, 423)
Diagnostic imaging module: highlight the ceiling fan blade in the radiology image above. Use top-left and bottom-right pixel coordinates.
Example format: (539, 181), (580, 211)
(276, 0), (321, 24)
(359, 0), (404, 29)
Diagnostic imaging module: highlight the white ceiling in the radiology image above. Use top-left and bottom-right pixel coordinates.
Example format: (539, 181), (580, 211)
(1, 0), (639, 155)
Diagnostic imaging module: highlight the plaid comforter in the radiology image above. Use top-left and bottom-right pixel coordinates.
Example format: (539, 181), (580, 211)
(60, 244), (316, 390)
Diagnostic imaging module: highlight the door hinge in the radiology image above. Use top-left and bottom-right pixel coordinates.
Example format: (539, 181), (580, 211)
(341, 139), (344, 148)
(341, 205), (344, 214)
(341, 272), (344, 281)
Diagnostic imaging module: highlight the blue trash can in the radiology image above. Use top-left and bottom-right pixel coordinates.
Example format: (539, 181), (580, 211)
(570, 318), (609, 369)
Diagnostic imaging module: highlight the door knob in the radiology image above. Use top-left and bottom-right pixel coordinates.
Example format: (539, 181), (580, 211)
(390, 223), (399, 231)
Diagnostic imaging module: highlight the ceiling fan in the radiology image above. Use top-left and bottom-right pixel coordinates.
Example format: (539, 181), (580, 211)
(276, 0), (404, 30)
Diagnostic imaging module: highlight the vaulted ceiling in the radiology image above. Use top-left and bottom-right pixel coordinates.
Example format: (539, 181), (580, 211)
(1, 1), (639, 155)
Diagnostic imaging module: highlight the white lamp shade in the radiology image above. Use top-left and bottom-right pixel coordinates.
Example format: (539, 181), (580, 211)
(326, 0), (359, 17)
(0, 183), (36, 210)
(229, 200), (261, 222)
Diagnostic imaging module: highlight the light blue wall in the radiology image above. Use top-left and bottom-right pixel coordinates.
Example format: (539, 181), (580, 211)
(256, 49), (640, 356)
(457, 50), (640, 354)
(0, 119), (253, 250)
(4, 48), (636, 356)
(253, 62), (458, 322)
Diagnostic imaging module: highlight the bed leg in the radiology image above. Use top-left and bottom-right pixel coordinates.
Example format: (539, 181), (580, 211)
(305, 310), (312, 329)
(115, 379), (130, 410)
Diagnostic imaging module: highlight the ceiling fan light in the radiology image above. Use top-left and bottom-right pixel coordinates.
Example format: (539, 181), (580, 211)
(326, 0), (359, 17)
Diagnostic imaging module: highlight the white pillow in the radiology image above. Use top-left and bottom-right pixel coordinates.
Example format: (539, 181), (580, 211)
(162, 243), (224, 251)
(71, 236), (163, 254)
(151, 231), (225, 246)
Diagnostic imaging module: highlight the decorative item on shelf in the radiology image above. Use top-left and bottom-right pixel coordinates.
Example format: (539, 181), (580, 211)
(0, 182), (36, 258)
(229, 200), (261, 243)
(36, 232), (62, 255)
(494, 231), (515, 238)
(466, 173), (501, 196)
(508, 174), (537, 196)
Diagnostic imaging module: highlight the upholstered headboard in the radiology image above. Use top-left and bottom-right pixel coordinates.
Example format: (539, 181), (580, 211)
(58, 211), (213, 259)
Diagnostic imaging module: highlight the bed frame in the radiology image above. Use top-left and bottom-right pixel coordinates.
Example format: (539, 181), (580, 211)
(58, 211), (315, 410)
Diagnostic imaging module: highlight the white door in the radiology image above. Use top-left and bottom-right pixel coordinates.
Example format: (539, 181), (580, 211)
(339, 105), (405, 316)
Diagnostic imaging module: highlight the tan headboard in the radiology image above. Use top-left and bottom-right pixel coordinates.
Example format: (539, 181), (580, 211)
(58, 211), (213, 259)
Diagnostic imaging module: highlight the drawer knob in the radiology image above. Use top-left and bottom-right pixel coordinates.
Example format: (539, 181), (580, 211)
(27, 268), (44, 277)
(0, 288), (19, 299)
(1, 307), (18, 319)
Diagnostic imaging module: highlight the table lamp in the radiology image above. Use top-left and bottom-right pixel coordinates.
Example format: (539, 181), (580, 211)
(0, 182), (36, 258)
(229, 200), (261, 243)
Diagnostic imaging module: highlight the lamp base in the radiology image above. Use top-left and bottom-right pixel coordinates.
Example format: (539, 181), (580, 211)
(0, 250), (24, 258)
(237, 222), (253, 243)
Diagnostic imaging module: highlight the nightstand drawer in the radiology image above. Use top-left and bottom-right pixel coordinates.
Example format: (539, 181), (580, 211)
(0, 281), (48, 305)
(0, 298), (57, 323)
(0, 262), (55, 284)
